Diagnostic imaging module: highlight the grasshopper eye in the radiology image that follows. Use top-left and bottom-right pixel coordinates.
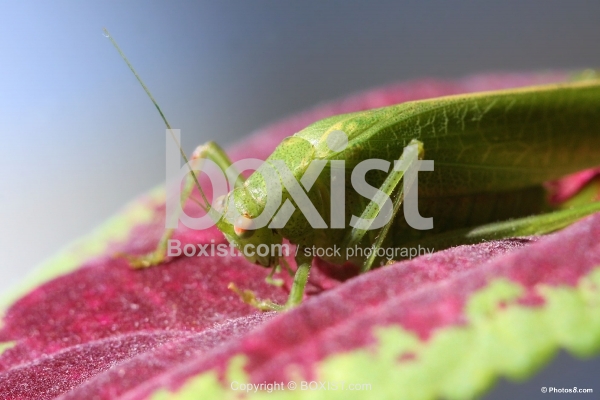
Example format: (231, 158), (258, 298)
(234, 216), (255, 239)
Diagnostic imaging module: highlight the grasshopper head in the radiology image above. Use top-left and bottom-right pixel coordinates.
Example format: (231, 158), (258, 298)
(214, 187), (283, 268)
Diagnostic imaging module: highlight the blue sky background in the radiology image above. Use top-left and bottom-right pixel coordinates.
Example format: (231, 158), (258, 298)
(1, 2), (600, 397)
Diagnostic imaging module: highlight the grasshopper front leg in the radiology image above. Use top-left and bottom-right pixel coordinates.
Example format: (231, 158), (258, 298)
(284, 251), (313, 308)
(228, 251), (313, 311)
(122, 141), (241, 268)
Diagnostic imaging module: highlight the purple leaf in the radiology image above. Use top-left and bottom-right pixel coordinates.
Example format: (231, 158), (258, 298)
(2, 71), (599, 399)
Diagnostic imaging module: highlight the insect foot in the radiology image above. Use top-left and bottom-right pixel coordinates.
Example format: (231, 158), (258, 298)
(116, 249), (168, 269)
(227, 283), (289, 312)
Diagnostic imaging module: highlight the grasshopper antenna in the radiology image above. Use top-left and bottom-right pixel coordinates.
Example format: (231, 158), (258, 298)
(103, 28), (211, 211)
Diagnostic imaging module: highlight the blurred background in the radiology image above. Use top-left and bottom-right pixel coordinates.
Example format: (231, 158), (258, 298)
(1, 1), (599, 398)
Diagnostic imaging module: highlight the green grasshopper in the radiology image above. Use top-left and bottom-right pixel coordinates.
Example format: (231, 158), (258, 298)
(106, 30), (600, 311)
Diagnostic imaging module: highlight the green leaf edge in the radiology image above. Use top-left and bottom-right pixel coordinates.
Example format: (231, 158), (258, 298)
(150, 267), (600, 400)
(0, 341), (16, 357)
(0, 187), (165, 312)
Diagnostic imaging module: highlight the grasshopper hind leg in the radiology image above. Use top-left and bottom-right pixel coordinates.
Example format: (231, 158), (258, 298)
(401, 200), (600, 255)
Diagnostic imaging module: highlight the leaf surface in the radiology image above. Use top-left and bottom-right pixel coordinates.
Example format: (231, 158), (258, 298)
(2, 72), (600, 400)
